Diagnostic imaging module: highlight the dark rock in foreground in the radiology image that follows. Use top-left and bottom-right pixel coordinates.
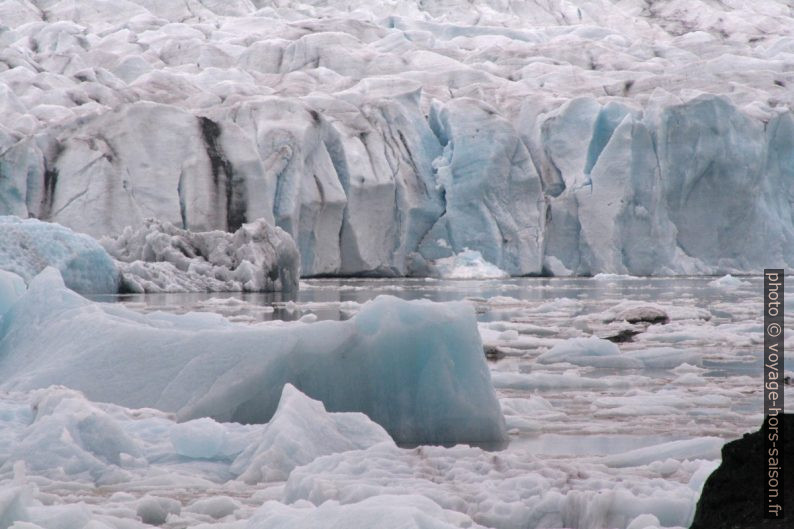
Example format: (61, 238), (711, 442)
(691, 414), (792, 529)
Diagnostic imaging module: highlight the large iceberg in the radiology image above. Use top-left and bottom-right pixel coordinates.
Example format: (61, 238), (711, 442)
(0, 1), (792, 276)
(0, 267), (507, 446)
(102, 217), (300, 292)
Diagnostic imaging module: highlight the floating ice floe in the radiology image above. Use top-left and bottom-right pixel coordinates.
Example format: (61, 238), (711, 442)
(0, 267), (506, 446)
(536, 337), (701, 370)
(102, 217), (300, 293)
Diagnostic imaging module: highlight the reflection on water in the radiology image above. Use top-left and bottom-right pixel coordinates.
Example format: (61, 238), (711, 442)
(92, 275), (767, 324)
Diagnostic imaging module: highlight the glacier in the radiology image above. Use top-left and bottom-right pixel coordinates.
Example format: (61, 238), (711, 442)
(0, 267), (507, 446)
(0, 0), (792, 276)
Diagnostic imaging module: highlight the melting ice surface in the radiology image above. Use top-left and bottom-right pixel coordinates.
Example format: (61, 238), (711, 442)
(2, 274), (790, 529)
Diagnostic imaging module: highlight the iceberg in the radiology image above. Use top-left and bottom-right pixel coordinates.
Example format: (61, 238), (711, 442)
(0, 216), (119, 295)
(230, 384), (394, 483)
(431, 249), (509, 279)
(0, 268), (507, 446)
(102, 217), (300, 293)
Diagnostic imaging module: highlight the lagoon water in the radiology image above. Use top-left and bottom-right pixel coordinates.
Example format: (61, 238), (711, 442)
(108, 275), (784, 456)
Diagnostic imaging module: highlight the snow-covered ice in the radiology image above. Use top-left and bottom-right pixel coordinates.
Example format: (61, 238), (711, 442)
(102, 217), (300, 292)
(0, 1), (792, 276)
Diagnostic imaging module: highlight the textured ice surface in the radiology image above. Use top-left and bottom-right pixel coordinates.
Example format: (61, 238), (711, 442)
(283, 442), (711, 529)
(1, 1), (793, 275)
(230, 384), (394, 483)
(432, 249), (509, 279)
(247, 495), (483, 529)
(0, 268), (506, 446)
(102, 217), (300, 292)
(0, 216), (119, 294)
(0, 384), (724, 529)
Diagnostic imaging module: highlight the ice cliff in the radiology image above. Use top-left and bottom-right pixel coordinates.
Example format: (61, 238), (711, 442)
(1, 0), (793, 276)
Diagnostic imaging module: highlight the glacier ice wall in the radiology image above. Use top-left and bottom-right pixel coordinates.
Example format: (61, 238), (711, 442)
(1, 1), (793, 275)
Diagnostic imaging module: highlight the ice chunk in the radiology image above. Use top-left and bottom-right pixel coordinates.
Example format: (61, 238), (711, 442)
(626, 514), (661, 529)
(0, 269), (506, 446)
(0, 217), (119, 294)
(183, 496), (241, 519)
(136, 496), (180, 526)
(247, 495), (477, 529)
(1, 387), (140, 481)
(491, 371), (636, 391)
(599, 437), (725, 468)
(170, 418), (228, 460)
(102, 217), (300, 293)
(231, 384), (393, 483)
(707, 274), (750, 289)
(536, 337), (700, 370)
(537, 336), (620, 364)
(431, 249), (509, 279)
